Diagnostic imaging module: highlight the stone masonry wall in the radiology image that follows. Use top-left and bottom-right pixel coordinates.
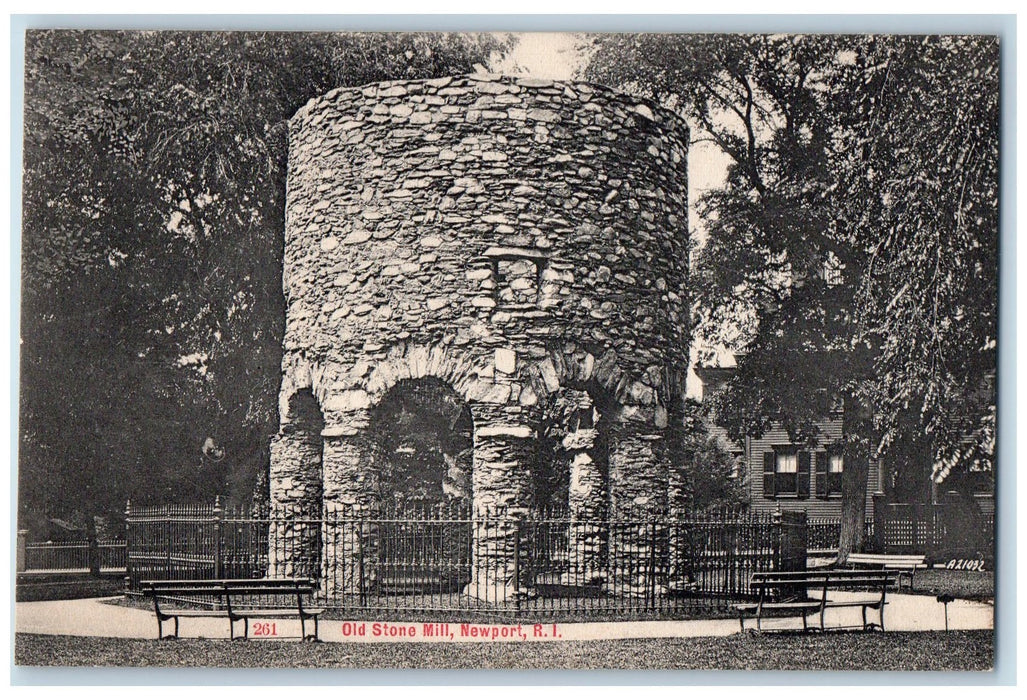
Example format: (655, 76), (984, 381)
(270, 74), (690, 599)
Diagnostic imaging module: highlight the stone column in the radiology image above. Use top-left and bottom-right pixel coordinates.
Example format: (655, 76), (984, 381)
(320, 409), (379, 597)
(606, 421), (669, 597)
(666, 421), (693, 590)
(465, 403), (537, 603)
(562, 406), (606, 587)
(268, 425), (324, 580)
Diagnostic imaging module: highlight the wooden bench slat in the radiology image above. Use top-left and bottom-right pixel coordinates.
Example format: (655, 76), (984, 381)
(841, 554), (926, 590)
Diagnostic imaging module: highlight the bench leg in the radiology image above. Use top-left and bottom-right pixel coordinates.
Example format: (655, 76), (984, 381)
(156, 615), (180, 640)
(304, 616), (321, 642)
(861, 606), (868, 631)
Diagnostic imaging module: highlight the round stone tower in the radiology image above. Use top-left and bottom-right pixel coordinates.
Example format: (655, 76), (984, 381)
(270, 73), (689, 600)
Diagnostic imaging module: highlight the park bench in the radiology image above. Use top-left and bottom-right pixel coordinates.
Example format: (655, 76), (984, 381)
(140, 578), (323, 641)
(842, 553), (927, 590)
(735, 570), (899, 633)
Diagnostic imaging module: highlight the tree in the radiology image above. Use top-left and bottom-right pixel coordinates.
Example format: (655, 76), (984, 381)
(669, 400), (749, 512)
(585, 34), (998, 560)
(20, 31), (511, 529)
(830, 36), (998, 485)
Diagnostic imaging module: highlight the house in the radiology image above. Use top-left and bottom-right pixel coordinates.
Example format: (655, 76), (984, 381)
(692, 364), (883, 519)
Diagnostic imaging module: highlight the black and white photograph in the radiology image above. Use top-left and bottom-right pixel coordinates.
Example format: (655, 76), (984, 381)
(12, 23), (1002, 675)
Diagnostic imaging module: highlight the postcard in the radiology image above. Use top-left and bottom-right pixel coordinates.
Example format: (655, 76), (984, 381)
(14, 26), (998, 675)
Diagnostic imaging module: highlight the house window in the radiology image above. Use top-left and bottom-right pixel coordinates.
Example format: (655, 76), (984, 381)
(776, 452), (798, 494)
(763, 448), (810, 499)
(815, 451), (844, 498)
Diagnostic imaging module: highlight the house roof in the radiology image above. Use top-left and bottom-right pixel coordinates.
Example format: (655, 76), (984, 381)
(693, 366), (737, 384)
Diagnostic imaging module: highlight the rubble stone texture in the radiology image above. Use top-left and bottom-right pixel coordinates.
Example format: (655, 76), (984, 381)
(269, 74), (690, 600)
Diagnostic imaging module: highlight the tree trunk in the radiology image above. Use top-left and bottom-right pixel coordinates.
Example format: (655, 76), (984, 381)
(837, 394), (873, 564)
(837, 447), (870, 564)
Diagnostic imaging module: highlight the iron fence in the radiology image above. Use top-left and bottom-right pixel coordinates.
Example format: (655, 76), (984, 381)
(22, 539), (126, 574)
(125, 500), (808, 619)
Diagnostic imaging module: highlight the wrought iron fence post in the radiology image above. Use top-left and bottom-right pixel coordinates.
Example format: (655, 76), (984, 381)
(213, 495), (223, 580)
(648, 516), (658, 610)
(16, 529), (27, 573)
(124, 499), (133, 591)
(513, 516), (522, 613)
(358, 517), (366, 607)
(87, 519), (100, 577)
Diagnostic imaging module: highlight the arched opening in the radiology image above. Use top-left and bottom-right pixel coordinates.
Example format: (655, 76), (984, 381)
(533, 389), (611, 514)
(366, 377), (473, 592)
(530, 386), (615, 588)
(368, 377), (473, 507)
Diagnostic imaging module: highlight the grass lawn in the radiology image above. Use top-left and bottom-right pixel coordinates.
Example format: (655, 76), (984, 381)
(909, 569), (994, 602)
(16, 575), (124, 603)
(15, 630), (993, 671)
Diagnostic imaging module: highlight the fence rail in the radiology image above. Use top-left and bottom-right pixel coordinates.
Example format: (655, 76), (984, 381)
(874, 502), (995, 558)
(806, 502), (994, 560)
(806, 518), (875, 554)
(123, 501), (807, 619)
(21, 539), (126, 574)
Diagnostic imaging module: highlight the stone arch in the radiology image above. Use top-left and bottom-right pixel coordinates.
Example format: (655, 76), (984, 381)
(520, 345), (676, 594)
(521, 345), (669, 426)
(362, 343), (502, 408)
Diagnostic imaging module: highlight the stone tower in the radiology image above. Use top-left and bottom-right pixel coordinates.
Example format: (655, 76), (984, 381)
(270, 74), (690, 600)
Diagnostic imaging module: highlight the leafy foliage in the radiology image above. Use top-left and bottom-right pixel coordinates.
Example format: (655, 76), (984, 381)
(20, 31), (510, 527)
(669, 400), (749, 511)
(585, 34), (998, 554)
